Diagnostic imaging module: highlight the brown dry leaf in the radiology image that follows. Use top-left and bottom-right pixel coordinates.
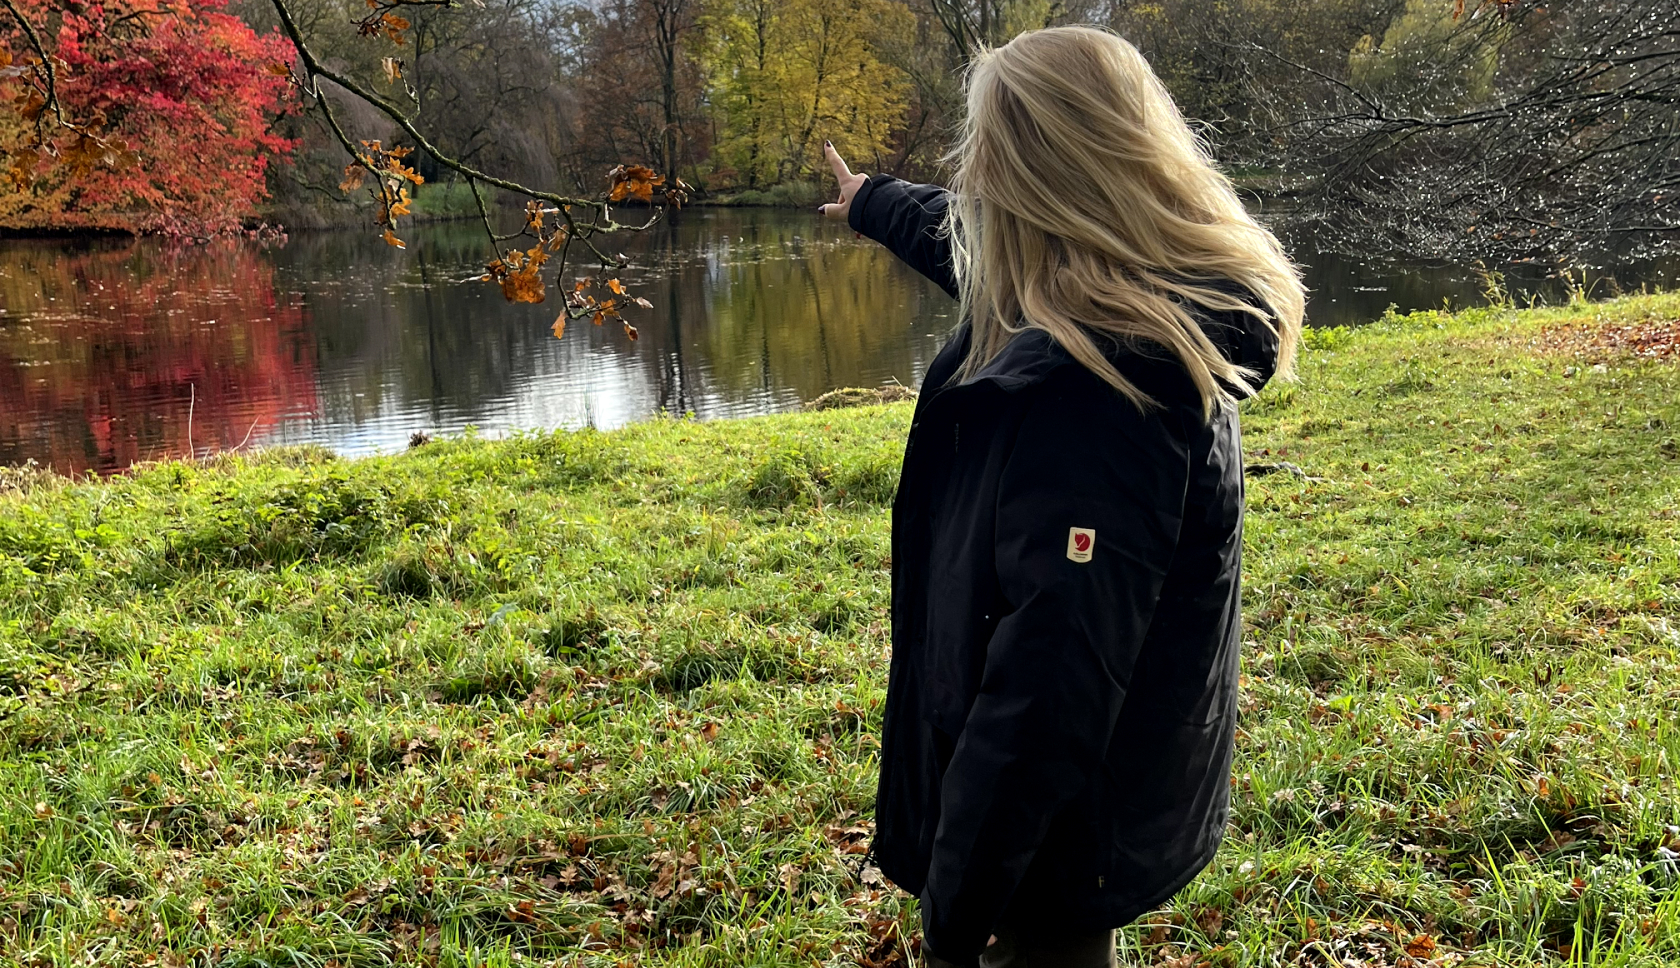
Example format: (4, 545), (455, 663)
(5, 152), (35, 190)
(34, 801), (52, 819)
(502, 268), (545, 304)
(700, 722), (719, 742)
(632, 296), (653, 309)
(1404, 934), (1438, 958)
(1194, 905), (1223, 938)
(340, 164), (367, 192)
(551, 313), (566, 340)
(265, 61), (291, 77)
(623, 323), (639, 341)
(382, 57), (402, 83)
(607, 278), (626, 295)
(607, 164), (665, 203)
(16, 90), (46, 121)
(382, 229), (406, 249)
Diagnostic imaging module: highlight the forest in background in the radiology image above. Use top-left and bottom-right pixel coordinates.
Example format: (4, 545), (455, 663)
(3, 0), (1678, 262)
(242, 0), (1419, 221)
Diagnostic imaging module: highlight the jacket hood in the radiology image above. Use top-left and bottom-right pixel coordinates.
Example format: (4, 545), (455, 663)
(1194, 279), (1281, 400)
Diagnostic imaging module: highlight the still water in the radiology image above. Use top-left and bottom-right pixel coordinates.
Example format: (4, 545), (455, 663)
(2, 208), (1676, 474)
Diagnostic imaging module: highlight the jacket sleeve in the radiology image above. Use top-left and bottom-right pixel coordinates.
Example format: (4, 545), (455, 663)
(847, 175), (958, 299)
(919, 386), (1190, 965)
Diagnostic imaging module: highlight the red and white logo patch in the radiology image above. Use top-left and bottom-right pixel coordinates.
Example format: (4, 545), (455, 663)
(1066, 527), (1095, 563)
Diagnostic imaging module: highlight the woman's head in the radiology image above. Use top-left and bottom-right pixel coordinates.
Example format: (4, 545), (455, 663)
(947, 26), (1305, 415)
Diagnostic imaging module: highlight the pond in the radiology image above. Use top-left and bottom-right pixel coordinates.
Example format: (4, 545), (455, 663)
(2, 207), (1677, 475)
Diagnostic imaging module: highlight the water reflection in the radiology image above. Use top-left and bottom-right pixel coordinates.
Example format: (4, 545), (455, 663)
(0, 239), (317, 475)
(3, 209), (1678, 475)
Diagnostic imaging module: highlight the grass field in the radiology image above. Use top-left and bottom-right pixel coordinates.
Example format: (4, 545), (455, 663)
(3, 294), (1679, 967)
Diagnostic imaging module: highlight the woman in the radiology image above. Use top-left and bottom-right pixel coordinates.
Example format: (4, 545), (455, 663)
(818, 26), (1304, 968)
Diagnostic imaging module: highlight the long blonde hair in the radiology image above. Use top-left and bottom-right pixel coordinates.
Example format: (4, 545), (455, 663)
(947, 26), (1305, 417)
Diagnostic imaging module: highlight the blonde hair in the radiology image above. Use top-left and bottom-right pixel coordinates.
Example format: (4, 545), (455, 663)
(946, 26), (1305, 417)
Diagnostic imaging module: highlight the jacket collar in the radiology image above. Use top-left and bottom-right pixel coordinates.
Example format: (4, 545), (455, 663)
(967, 327), (1077, 391)
(936, 324), (1078, 398)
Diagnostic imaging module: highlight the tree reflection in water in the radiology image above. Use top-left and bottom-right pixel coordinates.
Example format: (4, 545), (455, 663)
(0, 237), (317, 475)
(6, 209), (1677, 475)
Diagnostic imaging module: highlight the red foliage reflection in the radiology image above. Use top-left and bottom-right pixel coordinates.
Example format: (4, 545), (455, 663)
(0, 239), (317, 475)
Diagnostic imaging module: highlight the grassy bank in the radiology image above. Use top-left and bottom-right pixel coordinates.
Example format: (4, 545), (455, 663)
(3, 295), (1679, 967)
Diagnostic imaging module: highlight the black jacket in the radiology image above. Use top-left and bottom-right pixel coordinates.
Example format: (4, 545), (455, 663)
(849, 175), (1280, 966)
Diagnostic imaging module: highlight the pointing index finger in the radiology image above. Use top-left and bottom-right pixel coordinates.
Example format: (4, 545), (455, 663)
(824, 141), (854, 183)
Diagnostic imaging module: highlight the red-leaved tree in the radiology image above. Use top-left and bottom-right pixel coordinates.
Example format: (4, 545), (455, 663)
(0, 0), (295, 235)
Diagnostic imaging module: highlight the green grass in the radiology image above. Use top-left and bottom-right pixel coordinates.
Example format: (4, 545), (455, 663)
(2, 294), (1679, 967)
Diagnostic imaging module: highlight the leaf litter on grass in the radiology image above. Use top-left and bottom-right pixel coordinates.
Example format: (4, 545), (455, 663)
(2, 295), (1680, 966)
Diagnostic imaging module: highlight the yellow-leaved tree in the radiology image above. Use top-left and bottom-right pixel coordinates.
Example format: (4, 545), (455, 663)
(702, 0), (912, 188)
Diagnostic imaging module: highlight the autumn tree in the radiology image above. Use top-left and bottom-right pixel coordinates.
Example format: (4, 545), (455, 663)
(1256, 0), (1680, 259)
(703, 0), (912, 186)
(922, 0), (1057, 65)
(1095, 0), (1407, 149)
(0, 0), (296, 234)
(570, 0), (708, 186)
(244, 0), (691, 341)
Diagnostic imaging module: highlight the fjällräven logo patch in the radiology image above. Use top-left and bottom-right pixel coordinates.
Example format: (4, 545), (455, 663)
(1067, 527), (1095, 563)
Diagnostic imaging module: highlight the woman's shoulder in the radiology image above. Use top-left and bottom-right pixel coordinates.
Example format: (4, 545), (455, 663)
(969, 326), (1203, 413)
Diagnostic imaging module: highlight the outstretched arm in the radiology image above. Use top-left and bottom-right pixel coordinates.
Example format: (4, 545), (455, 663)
(819, 143), (958, 299)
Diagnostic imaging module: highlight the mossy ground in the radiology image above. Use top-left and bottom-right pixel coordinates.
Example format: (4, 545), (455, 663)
(2, 294), (1679, 967)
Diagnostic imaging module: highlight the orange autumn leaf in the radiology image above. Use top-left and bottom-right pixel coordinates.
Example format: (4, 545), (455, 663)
(607, 278), (625, 295)
(382, 229), (405, 249)
(551, 313), (566, 340)
(502, 268), (545, 303)
(607, 164), (664, 203)
(623, 322), (639, 341)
